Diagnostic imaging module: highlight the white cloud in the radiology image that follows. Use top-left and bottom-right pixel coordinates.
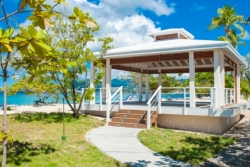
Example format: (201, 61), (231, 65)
(20, 0), (174, 78)
(191, 3), (207, 11)
(242, 31), (250, 40)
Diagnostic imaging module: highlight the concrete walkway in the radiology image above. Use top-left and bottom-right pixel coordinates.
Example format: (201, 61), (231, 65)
(87, 126), (190, 167)
(200, 109), (250, 167)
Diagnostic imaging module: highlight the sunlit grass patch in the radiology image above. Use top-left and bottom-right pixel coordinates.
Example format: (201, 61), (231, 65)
(0, 112), (126, 167)
(138, 127), (236, 165)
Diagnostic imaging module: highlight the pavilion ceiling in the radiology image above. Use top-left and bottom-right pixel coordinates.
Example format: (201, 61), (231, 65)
(102, 51), (236, 74)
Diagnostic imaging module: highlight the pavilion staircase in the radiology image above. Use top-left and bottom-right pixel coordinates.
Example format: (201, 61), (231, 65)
(108, 109), (158, 129)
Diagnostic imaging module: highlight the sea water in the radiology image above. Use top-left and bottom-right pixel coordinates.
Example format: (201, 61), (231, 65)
(0, 92), (191, 106)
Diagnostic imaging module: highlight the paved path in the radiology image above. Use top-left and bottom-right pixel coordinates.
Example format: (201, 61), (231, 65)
(200, 110), (250, 167)
(87, 126), (190, 167)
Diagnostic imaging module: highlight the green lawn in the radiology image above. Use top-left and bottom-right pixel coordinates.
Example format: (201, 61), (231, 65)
(0, 112), (126, 167)
(138, 127), (236, 165)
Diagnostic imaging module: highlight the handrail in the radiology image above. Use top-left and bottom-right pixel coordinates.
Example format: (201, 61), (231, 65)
(106, 86), (122, 104)
(147, 86), (162, 105)
(106, 86), (123, 125)
(146, 86), (162, 129)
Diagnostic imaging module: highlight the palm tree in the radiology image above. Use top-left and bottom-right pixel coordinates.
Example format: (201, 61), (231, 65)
(208, 5), (246, 48)
(218, 29), (246, 49)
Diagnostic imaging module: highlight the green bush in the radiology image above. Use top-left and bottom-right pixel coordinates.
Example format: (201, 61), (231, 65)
(7, 106), (11, 111)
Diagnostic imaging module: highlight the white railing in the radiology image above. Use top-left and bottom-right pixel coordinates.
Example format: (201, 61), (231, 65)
(225, 88), (234, 105)
(146, 86), (162, 129)
(106, 86), (123, 124)
(209, 87), (216, 109)
(194, 87), (216, 109)
(161, 87), (188, 114)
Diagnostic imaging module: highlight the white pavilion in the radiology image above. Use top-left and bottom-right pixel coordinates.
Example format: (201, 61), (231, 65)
(85, 28), (248, 134)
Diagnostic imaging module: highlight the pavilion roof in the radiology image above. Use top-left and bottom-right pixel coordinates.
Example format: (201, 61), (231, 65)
(95, 29), (247, 69)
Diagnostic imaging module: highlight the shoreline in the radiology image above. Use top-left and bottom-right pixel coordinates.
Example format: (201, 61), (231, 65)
(0, 104), (72, 115)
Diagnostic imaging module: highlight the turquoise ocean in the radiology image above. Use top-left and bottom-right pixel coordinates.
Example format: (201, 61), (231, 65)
(0, 92), (191, 106)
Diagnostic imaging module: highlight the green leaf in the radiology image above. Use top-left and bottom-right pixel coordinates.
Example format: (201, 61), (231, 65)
(2, 43), (13, 52)
(36, 42), (51, 51)
(30, 41), (44, 57)
(0, 131), (13, 144)
(19, 27), (31, 39)
(28, 25), (37, 38)
(0, 38), (9, 44)
(67, 62), (77, 67)
(73, 7), (80, 16)
(28, 75), (35, 83)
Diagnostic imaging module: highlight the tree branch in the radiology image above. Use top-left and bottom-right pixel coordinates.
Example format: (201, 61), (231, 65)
(0, 0), (9, 28)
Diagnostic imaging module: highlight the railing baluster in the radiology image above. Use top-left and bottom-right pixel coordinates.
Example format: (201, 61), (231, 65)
(158, 89), (162, 114)
(183, 88), (186, 114)
(100, 88), (102, 110)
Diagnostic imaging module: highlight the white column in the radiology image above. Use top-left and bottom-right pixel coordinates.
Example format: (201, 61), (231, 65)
(102, 67), (106, 102)
(236, 64), (241, 103)
(138, 72), (142, 102)
(189, 51), (195, 107)
(158, 69), (162, 87)
(106, 58), (111, 101)
(214, 49), (221, 108)
(146, 73), (149, 101)
(90, 62), (95, 104)
(220, 52), (225, 106)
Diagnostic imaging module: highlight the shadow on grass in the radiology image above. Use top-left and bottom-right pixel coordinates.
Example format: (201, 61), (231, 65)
(4, 140), (56, 166)
(200, 115), (250, 167)
(158, 136), (236, 165)
(13, 112), (78, 123)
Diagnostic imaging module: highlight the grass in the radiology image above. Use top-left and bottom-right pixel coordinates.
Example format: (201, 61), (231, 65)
(138, 127), (237, 165)
(0, 112), (127, 167)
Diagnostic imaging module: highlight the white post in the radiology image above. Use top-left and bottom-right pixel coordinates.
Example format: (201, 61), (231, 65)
(230, 89), (233, 103)
(225, 89), (228, 105)
(158, 69), (162, 86)
(214, 49), (221, 108)
(183, 88), (186, 114)
(90, 62), (95, 104)
(210, 88), (214, 108)
(102, 67), (106, 102)
(81, 88), (85, 110)
(189, 51), (196, 107)
(120, 87), (123, 109)
(138, 73), (142, 102)
(147, 104), (150, 129)
(236, 64), (241, 103)
(99, 89), (102, 110)
(106, 58), (111, 101)
(220, 52), (225, 106)
(146, 73), (149, 101)
(106, 102), (110, 125)
(158, 87), (162, 114)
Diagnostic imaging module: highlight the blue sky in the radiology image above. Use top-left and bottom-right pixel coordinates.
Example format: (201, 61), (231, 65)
(0, 0), (250, 85)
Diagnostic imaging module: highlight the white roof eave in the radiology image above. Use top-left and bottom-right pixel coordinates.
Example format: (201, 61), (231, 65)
(96, 43), (228, 58)
(95, 42), (247, 69)
(225, 44), (248, 68)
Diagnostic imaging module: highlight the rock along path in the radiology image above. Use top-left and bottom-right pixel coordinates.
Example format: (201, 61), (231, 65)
(87, 126), (190, 167)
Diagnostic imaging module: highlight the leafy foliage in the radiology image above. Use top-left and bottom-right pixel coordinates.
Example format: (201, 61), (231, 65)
(208, 5), (246, 49)
(0, 132), (13, 145)
(8, 75), (60, 104)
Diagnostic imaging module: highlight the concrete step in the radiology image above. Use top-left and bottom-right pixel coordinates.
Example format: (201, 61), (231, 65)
(111, 117), (145, 123)
(109, 122), (147, 129)
(118, 109), (158, 116)
(118, 109), (146, 115)
(115, 113), (157, 119)
(114, 113), (145, 119)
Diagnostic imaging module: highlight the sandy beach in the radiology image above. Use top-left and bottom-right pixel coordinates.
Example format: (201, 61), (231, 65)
(0, 104), (72, 115)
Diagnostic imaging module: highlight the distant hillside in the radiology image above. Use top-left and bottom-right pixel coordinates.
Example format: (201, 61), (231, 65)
(111, 79), (131, 87)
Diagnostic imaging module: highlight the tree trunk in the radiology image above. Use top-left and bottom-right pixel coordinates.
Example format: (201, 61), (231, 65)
(2, 77), (7, 167)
